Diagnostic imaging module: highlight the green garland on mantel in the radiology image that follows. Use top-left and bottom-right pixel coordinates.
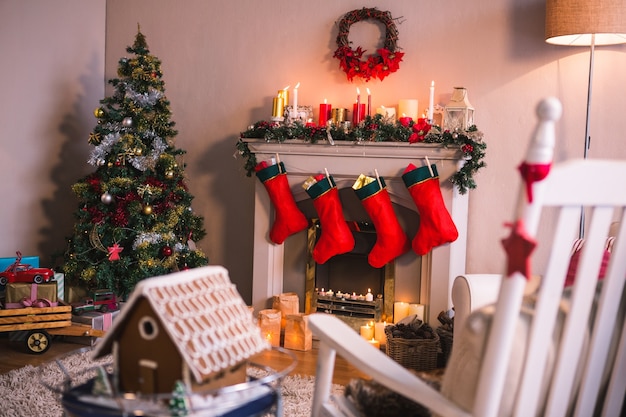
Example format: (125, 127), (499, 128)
(236, 113), (486, 194)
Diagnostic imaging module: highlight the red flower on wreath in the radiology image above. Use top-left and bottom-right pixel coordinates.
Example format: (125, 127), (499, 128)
(334, 8), (403, 82)
(409, 119), (432, 143)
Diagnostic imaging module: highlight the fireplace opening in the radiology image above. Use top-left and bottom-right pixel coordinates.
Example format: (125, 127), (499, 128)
(304, 219), (395, 330)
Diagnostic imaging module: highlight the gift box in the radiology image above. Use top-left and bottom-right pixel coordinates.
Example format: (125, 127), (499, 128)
(54, 272), (65, 301)
(283, 313), (312, 351)
(0, 255), (39, 271)
(4, 282), (58, 309)
(69, 310), (121, 346)
(258, 308), (281, 347)
(272, 292), (299, 329)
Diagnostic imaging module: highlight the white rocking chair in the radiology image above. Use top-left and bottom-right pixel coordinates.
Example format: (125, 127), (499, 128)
(308, 97), (626, 417)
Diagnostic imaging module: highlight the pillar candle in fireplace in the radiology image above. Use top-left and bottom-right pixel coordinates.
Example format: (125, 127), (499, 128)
(360, 323), (374, 340)
(374, 321), (388, 345)
(394, 301), (410, 323)
(408, 303), (425, 321)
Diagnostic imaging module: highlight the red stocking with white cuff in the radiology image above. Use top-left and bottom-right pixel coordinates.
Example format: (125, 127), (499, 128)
(255, 161), (308, 244)
(353, 175), (410, 268)
(402, 163), (458, 255)
(305, 174), (355, 264)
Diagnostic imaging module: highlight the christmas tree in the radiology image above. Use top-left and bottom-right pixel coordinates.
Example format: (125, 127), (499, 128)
(62, 29), (208, 299)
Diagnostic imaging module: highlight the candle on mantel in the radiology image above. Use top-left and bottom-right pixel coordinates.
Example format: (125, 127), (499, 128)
(398, 114), (412, 127)
(394, 301), (410, 323)
(374, 321), (388, 345)
(366, 88), (372, 117)
(291, 82), (300, 119)
(365, 288), (373, 302)
(353, 87), (365, 125)
(398, 99), (418, 121)
(279, 86), (289, 117)
(271, 94), (284, 120)
(428, 81), (435, 122)
(360, 323), (374, 340)
(319, 98), (332, 126)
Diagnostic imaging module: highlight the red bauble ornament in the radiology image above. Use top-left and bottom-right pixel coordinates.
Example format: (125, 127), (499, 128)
(161, 246), (173, 257)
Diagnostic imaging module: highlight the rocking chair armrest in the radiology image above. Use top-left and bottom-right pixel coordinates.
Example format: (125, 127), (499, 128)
(308, 313), (471, 417)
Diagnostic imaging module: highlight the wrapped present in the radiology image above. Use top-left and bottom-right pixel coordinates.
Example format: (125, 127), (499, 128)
(69, 310), (121, 346)
(0, 255), (39, 271)
(258, 308), (281, 347)
(54, 272), (65, 301)
(283, 313), (312, 351)
(272, 292), (299, 329)
(4, 282), (58, 309)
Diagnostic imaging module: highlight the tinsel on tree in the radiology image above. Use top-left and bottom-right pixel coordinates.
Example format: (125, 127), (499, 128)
(62, 29), (208, 299)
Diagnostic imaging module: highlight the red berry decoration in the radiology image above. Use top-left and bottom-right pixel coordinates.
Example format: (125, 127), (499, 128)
(161, 245), (173, 257)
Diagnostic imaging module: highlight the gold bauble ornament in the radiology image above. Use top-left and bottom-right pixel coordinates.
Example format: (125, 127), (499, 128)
(94, 108), (104, 118)
(134, 147), (143, 156)
(165, 170), (174, 179)
(143, 204), (153, 215)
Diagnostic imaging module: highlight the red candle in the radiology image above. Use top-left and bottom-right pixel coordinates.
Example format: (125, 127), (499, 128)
(353, 103), (366, 125)
(319, 100), (332, 126)
(367, 88), (372, 117)
(399, 116), (412, 127)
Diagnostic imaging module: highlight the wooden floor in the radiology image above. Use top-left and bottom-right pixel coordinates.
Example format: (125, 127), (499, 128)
(0, 333), (368, 386)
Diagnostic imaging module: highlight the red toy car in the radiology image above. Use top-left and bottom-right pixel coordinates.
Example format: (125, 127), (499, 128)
(0, 252), (55, 286)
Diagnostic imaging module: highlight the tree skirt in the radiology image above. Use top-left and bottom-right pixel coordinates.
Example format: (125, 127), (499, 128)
(0, 348), (343, 417)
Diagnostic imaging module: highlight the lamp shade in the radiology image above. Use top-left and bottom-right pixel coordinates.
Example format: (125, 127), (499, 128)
(546, 0), (626, 46)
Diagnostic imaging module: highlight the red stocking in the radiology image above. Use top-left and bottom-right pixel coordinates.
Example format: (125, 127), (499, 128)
(305, 175), (355, 264)
(402, 163), (458, 255)
(256, 162), (308, 244)
(354, 176), (410, 268)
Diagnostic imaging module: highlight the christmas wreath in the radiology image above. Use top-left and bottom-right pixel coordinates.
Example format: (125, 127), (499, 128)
(334, 8), (404, 82)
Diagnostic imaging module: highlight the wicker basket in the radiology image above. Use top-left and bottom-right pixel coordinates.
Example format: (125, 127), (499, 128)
(436, 327), (454, 368)
(384, 326), (440, 371)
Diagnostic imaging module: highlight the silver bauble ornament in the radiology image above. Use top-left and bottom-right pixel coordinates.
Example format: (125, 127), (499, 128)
(101, 192), (113, 204)
(122, 117), (133, 127)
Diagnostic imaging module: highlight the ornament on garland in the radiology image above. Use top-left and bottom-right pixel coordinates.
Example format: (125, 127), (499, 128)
(143, 204), (153, 215)
(122, 117), (133, 127)
(94, 107), (104, 118)
(334, 8), (404, 82)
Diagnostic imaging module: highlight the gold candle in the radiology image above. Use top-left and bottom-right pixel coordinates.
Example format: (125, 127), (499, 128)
(272, 95), (284, 119)
(278, 89), (289, 114)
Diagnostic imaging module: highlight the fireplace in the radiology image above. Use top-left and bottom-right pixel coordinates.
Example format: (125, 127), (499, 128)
(246, 139), (468, 323)
(304, 220), (397, 330)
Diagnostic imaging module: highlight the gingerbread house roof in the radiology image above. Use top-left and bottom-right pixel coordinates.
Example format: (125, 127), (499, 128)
(92, 266), (269, 384)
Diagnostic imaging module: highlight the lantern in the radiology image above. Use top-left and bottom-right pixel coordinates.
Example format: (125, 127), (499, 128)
(444, 87), (474, 131)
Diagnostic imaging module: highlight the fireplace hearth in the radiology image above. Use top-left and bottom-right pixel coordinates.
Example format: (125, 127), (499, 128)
(246, 139), (468, 323)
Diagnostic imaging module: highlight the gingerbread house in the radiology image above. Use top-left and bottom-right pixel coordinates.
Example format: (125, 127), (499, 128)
(92, 265), (269, 394)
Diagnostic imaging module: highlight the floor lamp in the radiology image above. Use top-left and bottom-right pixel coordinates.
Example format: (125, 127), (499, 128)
(545, 0), (626, 238)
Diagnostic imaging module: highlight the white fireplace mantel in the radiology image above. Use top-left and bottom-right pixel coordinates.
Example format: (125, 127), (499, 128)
(246, 139), (468, 322)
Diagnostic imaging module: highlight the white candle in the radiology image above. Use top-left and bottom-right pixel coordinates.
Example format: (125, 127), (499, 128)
(292, 82), (300, 119)
(365, 288), (373, 302)
(360, 323), (374, 340)
(408, 303), (425, 321)
(368, 338), (380, 350)
(398, 99), (418, 121)
(374, 321), (388, 344)
(428, 81), (435, 122)
(394, 301), (410, 323)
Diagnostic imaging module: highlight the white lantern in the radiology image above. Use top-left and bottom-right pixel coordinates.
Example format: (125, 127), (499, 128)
(444, 87), (474, 131)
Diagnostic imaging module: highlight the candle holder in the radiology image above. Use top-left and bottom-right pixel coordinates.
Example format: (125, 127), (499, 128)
(444, 87), (474, 131)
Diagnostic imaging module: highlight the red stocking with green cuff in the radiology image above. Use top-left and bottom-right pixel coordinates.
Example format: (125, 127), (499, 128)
(353, 176), (410, 268)
(402, 163), (458, 255)
(305, 175), (355, 264)
(255, 162), (308, 244)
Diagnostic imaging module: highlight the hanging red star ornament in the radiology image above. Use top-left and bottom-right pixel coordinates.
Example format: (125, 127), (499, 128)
(107, 243), (124, 261)
(501, 219), (536, 280)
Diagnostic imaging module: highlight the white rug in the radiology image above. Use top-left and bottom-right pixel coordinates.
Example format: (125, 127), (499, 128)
(0, 348), (343, 416)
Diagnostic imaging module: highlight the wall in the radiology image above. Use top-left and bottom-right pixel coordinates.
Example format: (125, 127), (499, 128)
(2, 0), (626, 306)
(0, 0), (105, 264)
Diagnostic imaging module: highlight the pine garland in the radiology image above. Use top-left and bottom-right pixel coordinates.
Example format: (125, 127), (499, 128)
(237, 114), (486, 195)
